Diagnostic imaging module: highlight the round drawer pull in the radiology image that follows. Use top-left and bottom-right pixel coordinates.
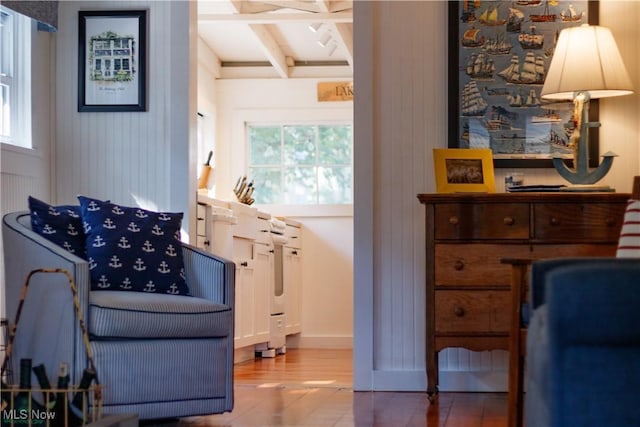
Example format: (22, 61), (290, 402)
(453, 307), (465, 317)
(605, 217), (616, 226)
(454, 260), (465, 271)
(503, 216), (514, 226)
(550, 217), (560, 226)
(449, 216), (459, 225)
(240, 261), (248, 267)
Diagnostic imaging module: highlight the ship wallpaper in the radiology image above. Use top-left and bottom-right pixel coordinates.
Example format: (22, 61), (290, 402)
(450, 0), (594, 165)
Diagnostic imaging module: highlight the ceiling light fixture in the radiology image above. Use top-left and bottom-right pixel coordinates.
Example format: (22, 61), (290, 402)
(317, 32), (331, 48)
(308, 22), (322, 33)
(327, 42), (338, 56)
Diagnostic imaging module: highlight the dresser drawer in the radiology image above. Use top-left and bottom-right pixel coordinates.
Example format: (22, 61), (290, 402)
(435, 244), (530, 286)
(435, 290), (510, 334)
(534, 203), (625, 242)
(435, 203), (530, 240)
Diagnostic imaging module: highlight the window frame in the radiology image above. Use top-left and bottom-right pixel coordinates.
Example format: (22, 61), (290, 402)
(247, 122), (354, 207)
(231, 108), (353, 217)
(0, 6), (32, 149)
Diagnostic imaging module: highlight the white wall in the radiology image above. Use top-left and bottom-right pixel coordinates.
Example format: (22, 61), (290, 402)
(53, 1), (197, 240)
(198, 77), (355, 348)
(354, 0), (640, 392)
(0, 20), (55, 318)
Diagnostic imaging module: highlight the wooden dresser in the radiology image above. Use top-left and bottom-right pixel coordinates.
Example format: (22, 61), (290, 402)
(416, 192), (630, 397)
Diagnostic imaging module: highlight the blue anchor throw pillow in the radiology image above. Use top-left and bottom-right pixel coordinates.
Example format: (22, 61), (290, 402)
(78, 195), (190, 295)
(28, 196), (87, 259)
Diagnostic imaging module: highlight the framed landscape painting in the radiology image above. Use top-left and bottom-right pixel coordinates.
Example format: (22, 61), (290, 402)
(448, 0), (599, 168)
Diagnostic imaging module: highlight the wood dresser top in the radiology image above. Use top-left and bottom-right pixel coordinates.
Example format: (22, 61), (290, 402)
(417, 192), (632, 204)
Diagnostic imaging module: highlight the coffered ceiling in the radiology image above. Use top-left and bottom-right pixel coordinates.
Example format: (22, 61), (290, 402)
(197, 0), (354, 79)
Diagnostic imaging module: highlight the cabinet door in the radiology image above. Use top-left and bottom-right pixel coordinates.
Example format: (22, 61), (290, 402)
(234, 259), (256, 348)
(284, 247), (302, 335)
(253, 242), (273, 342)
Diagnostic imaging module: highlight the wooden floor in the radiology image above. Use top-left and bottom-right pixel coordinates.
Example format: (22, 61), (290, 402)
(142, 348), (508, 427)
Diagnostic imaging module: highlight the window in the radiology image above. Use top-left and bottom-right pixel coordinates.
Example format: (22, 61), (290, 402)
(0, 7), (31, 148)
(248, 123), (353, 205)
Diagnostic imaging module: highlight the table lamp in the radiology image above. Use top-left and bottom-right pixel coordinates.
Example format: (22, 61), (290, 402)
(540, 24), (633, 187)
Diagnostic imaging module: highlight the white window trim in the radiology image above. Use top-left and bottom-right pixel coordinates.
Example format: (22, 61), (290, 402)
(0, 8), (32, 149)
(254, 203), (353, 218)
(233, 108), (353, 217)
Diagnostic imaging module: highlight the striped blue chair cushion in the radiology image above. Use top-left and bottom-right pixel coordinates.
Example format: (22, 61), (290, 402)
(89, 290), (232, 339)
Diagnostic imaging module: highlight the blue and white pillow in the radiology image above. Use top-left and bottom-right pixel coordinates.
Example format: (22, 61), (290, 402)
(28, 196), (87, 259)
(78, 196), (190, 295)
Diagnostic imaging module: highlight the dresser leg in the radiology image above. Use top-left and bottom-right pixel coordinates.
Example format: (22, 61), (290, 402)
(427, 351), (439, 401)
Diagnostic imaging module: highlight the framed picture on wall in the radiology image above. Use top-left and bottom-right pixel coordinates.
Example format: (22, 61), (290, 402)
(78, 10), (147, 112)
(448, 1), (599, 168)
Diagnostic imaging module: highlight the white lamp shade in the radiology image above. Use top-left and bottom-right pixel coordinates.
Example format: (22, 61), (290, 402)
(541, 25), (634, 100)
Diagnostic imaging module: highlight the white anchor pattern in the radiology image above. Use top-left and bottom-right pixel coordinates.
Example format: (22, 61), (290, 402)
(78, 196), (189, 295)
(28, 196), (88, 259)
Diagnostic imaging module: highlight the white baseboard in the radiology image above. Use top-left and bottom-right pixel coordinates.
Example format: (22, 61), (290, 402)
(439, 370), (507, 392)
(286, 334), (353, 349)
(355, 369), (508, 392)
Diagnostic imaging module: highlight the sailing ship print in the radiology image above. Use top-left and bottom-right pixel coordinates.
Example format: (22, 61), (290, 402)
(531, 108), (562, 123)
(479, 5), (506, 26)
(485, 106), (519, 131)
(460, 0), (480, 23)
(498, 52), (545, 84)
(507, 89), (540, 107)
(518, 25), (544, 49)
(544, 30), (559, 57)
(541, 128), (570, 150)
(484, 32), (512, 55)
(466, 53), (495, 79)
(461, 81), (488, 116)
(507, 7), (525, 32)
(530, 0), (557, 22)
(507, 90), (523, 107)
(454, 1), (591, 156)
(561, 4), (583, 22)
(462, 26), (486, 47)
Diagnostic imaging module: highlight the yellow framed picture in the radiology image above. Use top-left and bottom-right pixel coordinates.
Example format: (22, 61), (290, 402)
(433, 148), (495, 193)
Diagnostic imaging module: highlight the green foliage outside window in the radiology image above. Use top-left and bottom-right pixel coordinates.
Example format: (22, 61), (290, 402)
(248, 124), (353, 205)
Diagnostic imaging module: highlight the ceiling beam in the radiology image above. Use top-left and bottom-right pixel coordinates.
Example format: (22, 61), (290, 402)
(249, 23), (290, 78)
(220, 64), (352, 79)
(198, 11), (352, 24)
(226, 1), (290, 78)
(257, 1), (322, 13)
(231, 0), (282, 13)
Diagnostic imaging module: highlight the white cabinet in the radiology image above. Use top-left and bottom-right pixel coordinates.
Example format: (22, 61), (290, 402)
(196, 195), (304, 352)
(283, 221), (302, 335)
(231, 201), (263, 349)
(234, 257), (256, 347)
(253, 240), (273, 343)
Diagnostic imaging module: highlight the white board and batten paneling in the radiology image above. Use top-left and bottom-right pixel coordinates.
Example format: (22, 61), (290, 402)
(53, 1), (197, 241)
(353, 1), (640, 392)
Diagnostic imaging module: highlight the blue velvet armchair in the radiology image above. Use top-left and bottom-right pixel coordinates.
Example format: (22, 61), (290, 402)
(2, 211), (235, 420)
(525, 258), (640, 427)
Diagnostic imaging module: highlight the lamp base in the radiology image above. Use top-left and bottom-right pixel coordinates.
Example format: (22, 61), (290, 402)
(559, 184), (615, 192)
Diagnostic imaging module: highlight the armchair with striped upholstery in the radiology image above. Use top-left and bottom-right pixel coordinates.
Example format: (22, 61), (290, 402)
(3, 210), (235, 420)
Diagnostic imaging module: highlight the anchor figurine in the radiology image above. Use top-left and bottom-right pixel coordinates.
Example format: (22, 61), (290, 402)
(551, 91), (616, 185)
